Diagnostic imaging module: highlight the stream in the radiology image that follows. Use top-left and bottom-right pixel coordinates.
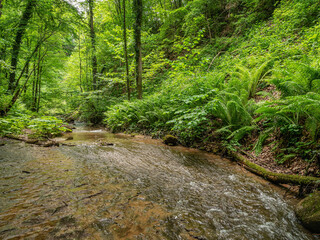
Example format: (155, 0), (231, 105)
(0, 128), (317, 239)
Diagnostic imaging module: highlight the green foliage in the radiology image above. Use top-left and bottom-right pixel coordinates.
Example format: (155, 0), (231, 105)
(0, 114), (69, 138)
(256, 92), (320, 141)
(231, 60), (272, 100)
(271, 60), (320, 97)
(28, 116), (70, 138)
(206, 91), (253, 129)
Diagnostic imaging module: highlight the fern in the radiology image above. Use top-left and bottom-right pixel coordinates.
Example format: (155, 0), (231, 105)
(253, 127), (273, 155)
(231, 60), (272, 100)
(227, 125), (257, 142)
(271, 60), (320, 97)
(255, 92), (320, 142)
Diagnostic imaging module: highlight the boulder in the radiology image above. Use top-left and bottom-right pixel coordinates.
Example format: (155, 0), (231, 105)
(296, 191), (320, 233)
(163, 135), (178, 146)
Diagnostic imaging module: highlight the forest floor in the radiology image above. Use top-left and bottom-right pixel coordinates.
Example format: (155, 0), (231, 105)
(194, 140), (320, 178)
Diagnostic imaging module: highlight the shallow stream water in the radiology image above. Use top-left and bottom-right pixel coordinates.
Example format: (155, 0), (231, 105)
(0, 128), (317, 239)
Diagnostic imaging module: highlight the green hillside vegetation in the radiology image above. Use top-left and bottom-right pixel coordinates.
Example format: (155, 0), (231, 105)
(0, 0), (320, 176)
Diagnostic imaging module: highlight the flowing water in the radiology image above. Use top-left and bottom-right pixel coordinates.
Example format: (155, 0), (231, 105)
(0, 128), (317, 239)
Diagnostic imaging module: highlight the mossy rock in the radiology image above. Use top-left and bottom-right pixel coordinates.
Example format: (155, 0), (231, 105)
(295, 191), (320, 233)
(163, 135), (178, 146)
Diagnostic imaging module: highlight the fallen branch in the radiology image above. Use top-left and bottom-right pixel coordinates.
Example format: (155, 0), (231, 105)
(79, 191), (104, 201)
(51, 201), (68, 215)
(207, 51), (224, 72)
(5, 135), (77, 147)
(229, 150), (320, 187)
(60, 142), (76, 147)
(5, 135), (59, 147)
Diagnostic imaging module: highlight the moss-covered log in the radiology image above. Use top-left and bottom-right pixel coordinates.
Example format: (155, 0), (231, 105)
(5, 135), (75, 147)
(229, 150), (320, 187)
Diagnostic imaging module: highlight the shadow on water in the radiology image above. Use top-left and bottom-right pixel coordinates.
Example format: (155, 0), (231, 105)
(0, 128), (318, 239)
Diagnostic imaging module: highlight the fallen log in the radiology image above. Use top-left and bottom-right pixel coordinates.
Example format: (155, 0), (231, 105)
(6, 135), (59, 147)
(229, 150), (320, 187)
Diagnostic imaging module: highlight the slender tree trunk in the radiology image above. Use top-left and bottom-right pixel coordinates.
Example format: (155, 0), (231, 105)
(24, 61), (29, 94)
(79, 32), (83, 92)
(23, 38), (30, 95)
(1, 45), (46, 116)
(33, 51), (39, 111)
(37, 67), (41, 112)
(133, 0), (143, 99)
(86, 48), (89, 91)
(32, 60), (36, 111)
(36, 47), (41, 112)
(88, 0), (98, 90)
(0, 0), (3, 18)
(8, 0), (35, 93)
(123, 0), (130, 100)
(115, 0), (122, 22)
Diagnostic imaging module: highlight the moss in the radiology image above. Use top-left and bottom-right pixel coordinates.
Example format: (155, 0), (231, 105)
(296, 191), (320, 233)
(163, 135), (178, 146)
(229, 150), (320, 186)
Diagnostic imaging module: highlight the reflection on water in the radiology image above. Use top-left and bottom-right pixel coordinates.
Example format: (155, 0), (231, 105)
(0, 130), (316, 239)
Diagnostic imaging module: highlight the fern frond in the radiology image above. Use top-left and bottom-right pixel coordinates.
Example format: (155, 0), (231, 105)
(228, 125), (257, 142)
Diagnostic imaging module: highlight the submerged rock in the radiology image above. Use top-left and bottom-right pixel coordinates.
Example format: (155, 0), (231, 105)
(97, 139), (114, 146)
(100, 142), (114, 146)
(163, 135), (178, 146)
(296, 191), (320, 233)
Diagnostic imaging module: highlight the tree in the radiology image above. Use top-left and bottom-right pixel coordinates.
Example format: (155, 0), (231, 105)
(133, 0), (143, 99)
(8, 0), (36, 93)
(0, 0), (3, 18)
(88, 0), (98, 90)
(123, 0), (130, 100)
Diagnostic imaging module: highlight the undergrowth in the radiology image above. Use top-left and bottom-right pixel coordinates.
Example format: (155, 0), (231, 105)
(0, 113), (70, 139)
(104, 0), (320, 169)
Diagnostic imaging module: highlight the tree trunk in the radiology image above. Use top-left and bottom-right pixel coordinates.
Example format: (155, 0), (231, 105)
(123, 0), (130, 100)
(33, 50), (39, 112)
(85, 48), (89, 91)
(1, 44), (46, 116)
(133, 0), (143, 99)
(79, 32), (83, 92)
(24, 61), (29, 94)
(32, 60), (36, 111)
(0, 0), (3, 18)
(36, 47), (41, 112)
(8, 0), (35, 93)
(88, 0), (98, 90)
(230, 150), (320, 187)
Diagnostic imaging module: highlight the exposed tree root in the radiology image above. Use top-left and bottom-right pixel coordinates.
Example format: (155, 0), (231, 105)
(229, 150), (320, 187)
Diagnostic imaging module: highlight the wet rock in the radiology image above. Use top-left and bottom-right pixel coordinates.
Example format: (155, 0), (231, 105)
(26, 139), (38, 144)
(163, 135), (178, 146)
(59, 216), (76, 226)
(66, 136), (73, 140)
(101, 142), (114, 146)
(97, 139), (114, 146)
(41, 141), (59, 147)
(296, 191), (320, 233)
